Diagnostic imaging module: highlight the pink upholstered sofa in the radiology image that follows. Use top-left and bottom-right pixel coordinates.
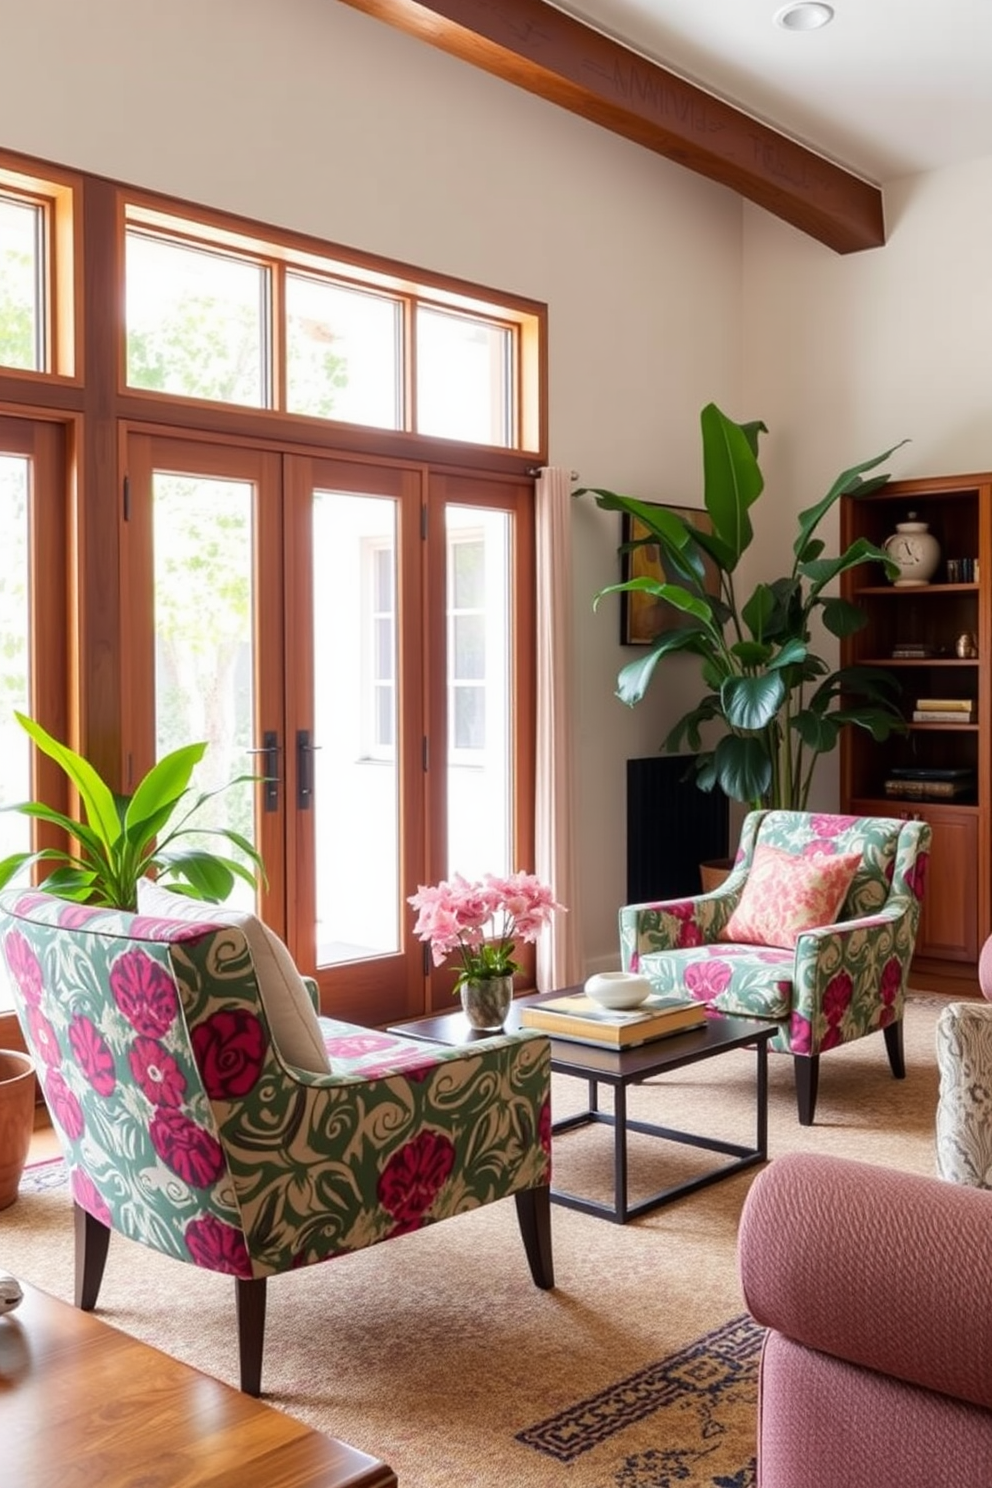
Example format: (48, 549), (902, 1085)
(738, 1152), (992, 1487)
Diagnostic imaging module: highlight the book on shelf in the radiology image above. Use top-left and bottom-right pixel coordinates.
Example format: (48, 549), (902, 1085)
(914, 698), (975, 712)
(889, 766), (975, 781)
(519, 993), (708, 1048)
(912, 709), (974, 724)
(891, 645), (937, 659)
(884, 778), (974, 800)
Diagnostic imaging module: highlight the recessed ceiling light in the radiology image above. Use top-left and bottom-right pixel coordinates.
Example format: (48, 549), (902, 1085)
(775, 2), (835, 30)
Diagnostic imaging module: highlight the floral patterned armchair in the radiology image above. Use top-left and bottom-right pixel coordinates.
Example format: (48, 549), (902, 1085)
(0, 888), (553, 1395)
(620, 810), (931, 1124)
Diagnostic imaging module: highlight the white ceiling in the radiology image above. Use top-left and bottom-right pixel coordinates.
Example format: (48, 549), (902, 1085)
(550, 0), (992, 184)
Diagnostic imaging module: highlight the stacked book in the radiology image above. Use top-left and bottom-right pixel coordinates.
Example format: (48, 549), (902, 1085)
(520, 992), (707, 1048)
(891, 641), (938, 660)
(883, 766), (976, 801)
(911, 697), (975, 724)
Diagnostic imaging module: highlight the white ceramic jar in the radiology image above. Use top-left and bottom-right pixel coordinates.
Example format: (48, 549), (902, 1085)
(883, 514), (941, 587)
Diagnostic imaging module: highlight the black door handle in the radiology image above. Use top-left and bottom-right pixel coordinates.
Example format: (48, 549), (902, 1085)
(247, 732), (280, 812)
(297, 729), (320, 810)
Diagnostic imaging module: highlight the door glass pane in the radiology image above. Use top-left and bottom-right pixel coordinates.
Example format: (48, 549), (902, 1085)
(152, 474), (256, 905)
(0, 454), (31, 1007)
(0, 197), (42, 371)
(446, 506), (512, 878)
(313, 491), (399, 963)
(127, 232), (268, 407)
(417, 308), (512, 446)
(286, 274), (402, 428)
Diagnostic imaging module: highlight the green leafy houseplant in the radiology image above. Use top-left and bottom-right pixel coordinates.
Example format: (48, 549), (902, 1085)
(578, 402), (907, 810)
(0, 712), (264, 909)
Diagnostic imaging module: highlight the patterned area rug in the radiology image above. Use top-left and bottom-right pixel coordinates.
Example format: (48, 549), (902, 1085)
(518, 1313), (760, 1486)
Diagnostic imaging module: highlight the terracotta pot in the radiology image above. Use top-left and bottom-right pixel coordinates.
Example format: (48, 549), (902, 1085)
(699, 857), (735, 894)
(0, 1050), (37, 1211)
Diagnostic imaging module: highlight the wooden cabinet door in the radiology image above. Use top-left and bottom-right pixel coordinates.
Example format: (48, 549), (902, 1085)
(912, 807), (979, 963)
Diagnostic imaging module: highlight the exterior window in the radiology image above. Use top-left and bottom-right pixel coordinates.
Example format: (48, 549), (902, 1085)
(0, 195), (43, 371)
(368, 540), (395, 754)
(286, 273), (401, 428)
(448, 534), (486, 751)
(417, 308), (513, 447)
(445, 507), (512, 880)
(126, 231), (269, 406)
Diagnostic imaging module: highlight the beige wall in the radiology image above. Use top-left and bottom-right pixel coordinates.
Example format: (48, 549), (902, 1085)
(1, 0), (745, 975)
(742, 154), (992, 808)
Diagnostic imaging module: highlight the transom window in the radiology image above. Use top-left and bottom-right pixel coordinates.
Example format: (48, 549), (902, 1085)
(123, 203), (537, 449)
(0, 195), (43, 371)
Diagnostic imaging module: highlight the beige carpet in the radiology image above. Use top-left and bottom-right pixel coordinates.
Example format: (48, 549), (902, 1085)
(1, 994), (954, 1486)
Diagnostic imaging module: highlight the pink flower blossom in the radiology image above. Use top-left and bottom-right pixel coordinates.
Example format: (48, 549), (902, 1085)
(44, 1069), (84, 1140)
(28, 1006), (62, 1068)
(684, 959), (732, 1000)
(810, 815), (857, 839)
(408, 872), (564, 989)
(2, 929), (44, 1005)
(377, 1130), (456, 1222)
(150, 1108), (225, 1188)
(71, 1168), (111, 1226)
(184, 1215), (252, 1278)
(823, 971), (854, 1024)
(129, 1036), (186, 1107)
(69, 1015), (116, 1096)
(110, 949), (177, 1038)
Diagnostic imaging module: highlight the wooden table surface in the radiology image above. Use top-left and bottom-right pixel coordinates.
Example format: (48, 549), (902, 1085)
(0, 1279), (397, 1488)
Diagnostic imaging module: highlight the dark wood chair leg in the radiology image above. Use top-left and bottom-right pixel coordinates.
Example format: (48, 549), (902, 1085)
(794, 1054), (819, 1127)
(236, 1276), (267, 1396)
(514, 1184), (554, 1290)
(883, 1018), (906, 1079)
(74, 1201), (111, 1311)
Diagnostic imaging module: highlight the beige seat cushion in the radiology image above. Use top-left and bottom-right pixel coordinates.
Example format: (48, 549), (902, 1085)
(136, 879), (330, 1075)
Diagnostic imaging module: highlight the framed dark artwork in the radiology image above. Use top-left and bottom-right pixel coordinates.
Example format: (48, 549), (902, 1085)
(620, 506), (719, 646)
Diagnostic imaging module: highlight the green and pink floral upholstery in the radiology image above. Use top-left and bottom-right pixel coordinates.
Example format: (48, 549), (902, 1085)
(0, 888), (553, 1394)
(619, 810), (931, 1124)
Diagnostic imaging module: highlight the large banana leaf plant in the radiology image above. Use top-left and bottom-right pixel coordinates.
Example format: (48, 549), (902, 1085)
(578, 402), (907, 810)
(0, 712), (264, 909)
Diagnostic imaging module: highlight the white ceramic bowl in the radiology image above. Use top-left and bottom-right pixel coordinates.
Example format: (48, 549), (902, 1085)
(584, 971), (653, 1010)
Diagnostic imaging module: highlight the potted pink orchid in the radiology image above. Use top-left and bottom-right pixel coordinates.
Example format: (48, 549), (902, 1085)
(408, 872), (564, 1030)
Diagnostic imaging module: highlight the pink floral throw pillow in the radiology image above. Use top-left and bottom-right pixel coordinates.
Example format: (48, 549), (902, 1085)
(720, 844), (861, 949)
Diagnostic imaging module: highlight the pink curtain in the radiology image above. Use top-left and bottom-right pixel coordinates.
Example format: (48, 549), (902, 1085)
(534, 467), (584, 990)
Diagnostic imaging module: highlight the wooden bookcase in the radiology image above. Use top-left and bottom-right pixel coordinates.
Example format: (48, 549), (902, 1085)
(840, 472), (991, 985)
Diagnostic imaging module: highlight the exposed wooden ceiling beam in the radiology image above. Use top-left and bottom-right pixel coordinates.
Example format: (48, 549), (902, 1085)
(339, 0), (885, 254)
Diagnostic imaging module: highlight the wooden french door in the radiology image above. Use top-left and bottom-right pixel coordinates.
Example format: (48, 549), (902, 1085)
(123, 430), (534, 1027)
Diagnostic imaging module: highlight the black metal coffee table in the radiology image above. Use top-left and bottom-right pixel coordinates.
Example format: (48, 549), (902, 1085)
(389, 991), (778, 1224)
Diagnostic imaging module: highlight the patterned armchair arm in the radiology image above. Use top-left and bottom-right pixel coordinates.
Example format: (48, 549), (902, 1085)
(175, 934), (551, 1275)
(302, 975), (320, 1014)
(619, 874), (746, 968)
(790, 898), (915, 1050)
